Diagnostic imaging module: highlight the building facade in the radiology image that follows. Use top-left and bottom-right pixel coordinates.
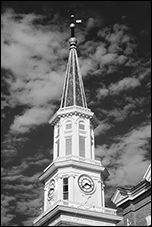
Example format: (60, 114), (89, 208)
(112, 164), (151, 226)
(33, 19), (122, 226)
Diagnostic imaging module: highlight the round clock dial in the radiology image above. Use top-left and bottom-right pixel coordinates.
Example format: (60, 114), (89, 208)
(47, 179), (55, 201)
(78, 175), (95, 193)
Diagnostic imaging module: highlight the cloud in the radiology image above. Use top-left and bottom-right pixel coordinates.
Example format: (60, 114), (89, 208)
(97, 87), (109, 98)
(86, 18), (95, 30)
(97, 98), (149, 124)
(101, 104), (136, 123)
(80, 58), (96, 77)
(78, 22), (140, 84)
(96, 77), (141, 101)
(1, 134), (29, 164)
(101, 53), (117, 66)
(108, 43), (122, 54)
(86, 17), (104, 31)
(1, 182), (43, 226)
(1, 195), (16, 226)
(94, 120), (113, 136)
(2, 152), (51, 177)
(109, 77), (141, 94)
(95, 123), (151, 189)
(98, 23), (136, 55)
(2, 158), (46, 226)
(18, 197), (43, 226)
(10, 106), (54, 133)
(1, 9), (69, 133)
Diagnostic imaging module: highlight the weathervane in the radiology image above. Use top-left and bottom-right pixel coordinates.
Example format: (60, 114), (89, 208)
(70, 14), (82, 38)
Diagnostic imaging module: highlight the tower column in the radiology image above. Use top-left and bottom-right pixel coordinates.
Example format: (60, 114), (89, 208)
(73, 118), (77, 156)
(101, 183), (105, 207)
(91, 128), (95, 160)
(58, 177), (63, 200)
(86, 120), (90, 159)
(69, 174), (74, 201)
(97, 180), (102, 207)
(60, 121), (64, 158)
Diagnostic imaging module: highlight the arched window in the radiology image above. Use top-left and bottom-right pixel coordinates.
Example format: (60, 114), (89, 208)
(66, 120), (72, 130)
(79, 120), (85, 130)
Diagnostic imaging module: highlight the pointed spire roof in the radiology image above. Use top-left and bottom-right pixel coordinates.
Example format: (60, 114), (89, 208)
(60, 17), (87, 109)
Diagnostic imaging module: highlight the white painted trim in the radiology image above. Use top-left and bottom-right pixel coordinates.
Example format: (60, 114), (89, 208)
(143, 164), (151, 182)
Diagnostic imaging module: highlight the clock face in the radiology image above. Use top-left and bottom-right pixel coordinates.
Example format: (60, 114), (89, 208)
(78, 175), (95, 193)
(47, 179), (55, 201)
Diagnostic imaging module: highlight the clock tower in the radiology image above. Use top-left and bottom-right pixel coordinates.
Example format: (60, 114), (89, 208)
(33, 16), (122, 226)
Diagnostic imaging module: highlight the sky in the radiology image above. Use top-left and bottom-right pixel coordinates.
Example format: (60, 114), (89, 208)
(1, 1), (151, 226)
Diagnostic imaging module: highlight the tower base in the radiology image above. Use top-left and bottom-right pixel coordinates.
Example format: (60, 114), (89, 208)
(33, 200), (122, 226)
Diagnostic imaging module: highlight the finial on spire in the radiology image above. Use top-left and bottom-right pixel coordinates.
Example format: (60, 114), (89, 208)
(70, 14), (75, 38)
(69, 14), (82, 38)
(69, 14), (82, 49)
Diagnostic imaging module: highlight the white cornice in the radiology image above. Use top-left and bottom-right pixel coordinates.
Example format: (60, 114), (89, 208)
(49, 106), (99, 129)
(39, 155), (109, 183)
(33, 200), (122, 226)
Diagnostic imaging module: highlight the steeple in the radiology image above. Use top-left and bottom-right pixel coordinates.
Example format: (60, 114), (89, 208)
(33, 14), (122, 227)
(60, 15), (87, 108)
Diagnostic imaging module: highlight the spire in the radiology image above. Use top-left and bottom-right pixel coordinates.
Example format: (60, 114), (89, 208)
(60, 15), (87, 108)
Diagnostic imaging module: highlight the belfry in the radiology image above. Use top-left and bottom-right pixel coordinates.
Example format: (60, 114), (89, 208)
(33, 16), (122, 226)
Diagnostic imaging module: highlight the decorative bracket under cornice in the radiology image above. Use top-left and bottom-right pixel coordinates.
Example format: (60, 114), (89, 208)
(49, 105), (99, 129)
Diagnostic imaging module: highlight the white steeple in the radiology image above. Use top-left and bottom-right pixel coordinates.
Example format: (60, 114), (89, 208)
(33, 15), (122, 226)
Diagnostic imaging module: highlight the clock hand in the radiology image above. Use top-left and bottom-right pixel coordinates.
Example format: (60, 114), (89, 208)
(82, 182), (91, 188)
